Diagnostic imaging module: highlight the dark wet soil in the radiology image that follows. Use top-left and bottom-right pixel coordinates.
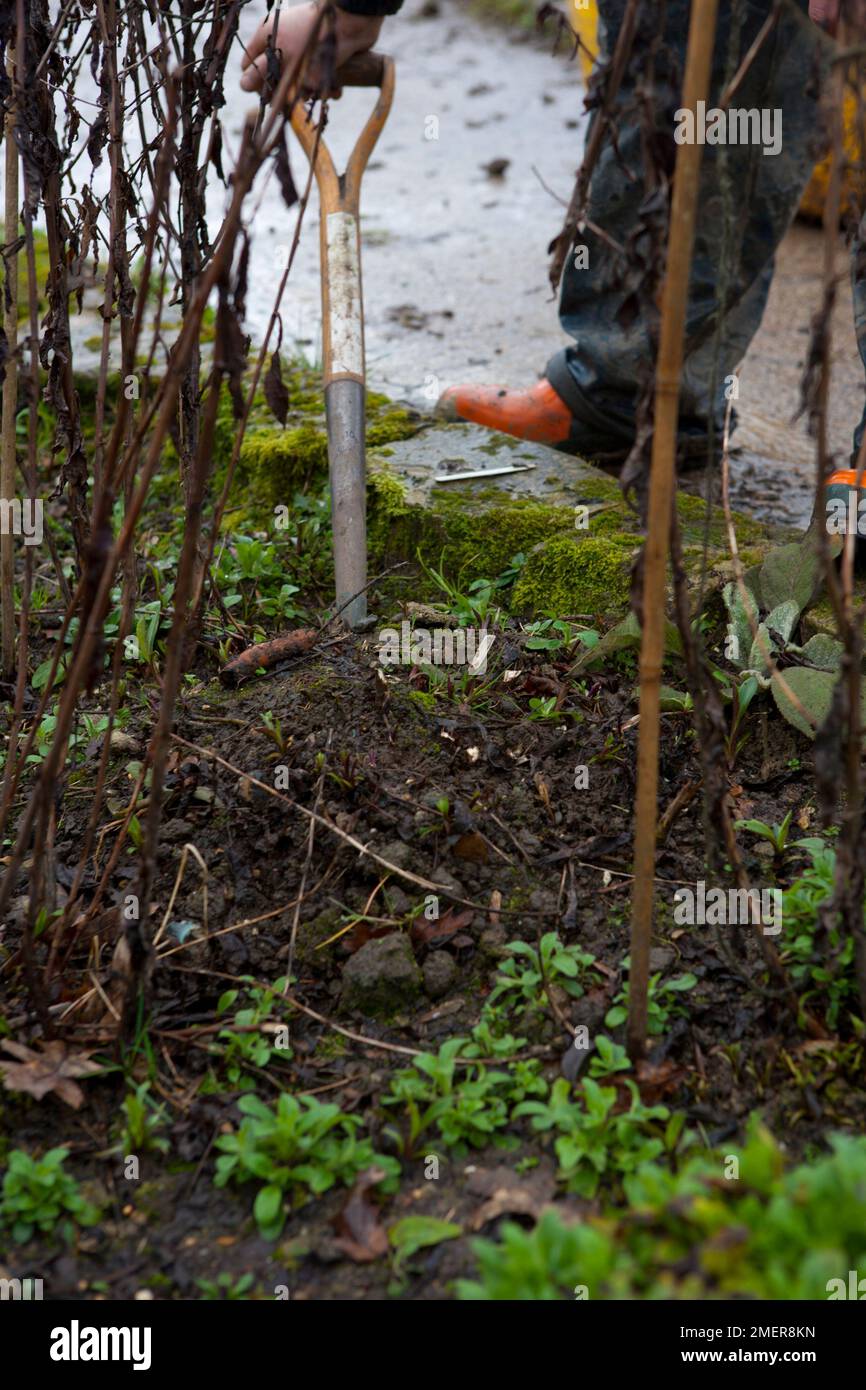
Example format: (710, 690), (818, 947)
(5, 621), (864, 1301)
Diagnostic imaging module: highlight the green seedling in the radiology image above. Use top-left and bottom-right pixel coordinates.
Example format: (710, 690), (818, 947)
(488, 933), (598, 1015)
(259, 711), (292, 757)
(514, 1077), (669, 1197)
(214, 1092), (397, 1239)
(382, 1038), (516, 1157)
(115, 1082), (170, 1157)
(206, 978), (294, 1091)
(196, 1273), (255, 1300)
(725, 674), (760, 766)
(417, 549), (525, 626)
(735, 809), (793, 856)
(388, 1215), (461, 1291)
(0, 1148), (102, 1244)
(527, 695), (559, 721)
(523, 617), (595, 653)
(781, 837), (860, 1028)
(587, 1035), (631, 1078)
(604, 959), (697, 1036)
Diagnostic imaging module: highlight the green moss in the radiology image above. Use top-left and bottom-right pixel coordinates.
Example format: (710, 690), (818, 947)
(238, 423), (329, 505)
(469, 0), (536, 27)
(369, 474), (584, 581)
(571, 475), (623, 505)
(512, 534), (635, 615)
(366, 407), (417, 450)
(366, 466), (635, 615)
(229, 383), (418, 513)
(675, 489), (766, 547)
(802, 593), (840, 641)
(363, 454), (773, 618)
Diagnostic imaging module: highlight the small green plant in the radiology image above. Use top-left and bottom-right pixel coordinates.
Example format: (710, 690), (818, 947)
(457, 1209), (623, 1300)
(417, 550), (525, 626)
(459, 1121), (866, 1300)
(514, 1077), (669, 1197)
(488, 934), (598, 1015)
(604, 958), (697, 1036)
(735, 809), (793, 856)
(259, 711), (292, 757)
(388, 1215), (461, 1291)
(214, 1093), (397, 1239)
(781, 837), (860, 1028)
(206, 978), (294, 1091)
(527, 695), (559, 722)
(724, 673), (760, 765)
(196, 1272), (255, 1300)
(523, 617), (595, 653)
(588, 1035), (631, 1078)
(213, 533), (303, 626)
(382, 1038), (516, 1156)
(0, 1148), (102, 1244)
(115, 1082), (170, 1157)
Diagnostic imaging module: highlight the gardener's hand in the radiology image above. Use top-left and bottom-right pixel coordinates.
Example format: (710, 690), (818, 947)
(240, 2), (383, 94)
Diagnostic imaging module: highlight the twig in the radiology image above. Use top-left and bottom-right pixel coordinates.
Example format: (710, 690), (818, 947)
(1, 47), (18, 679)
(628, 0), (719, 1062)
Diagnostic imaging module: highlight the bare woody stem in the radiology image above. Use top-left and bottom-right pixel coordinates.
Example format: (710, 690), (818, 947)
(1, 49), (18, 680)
(626, 0), (720, 1062)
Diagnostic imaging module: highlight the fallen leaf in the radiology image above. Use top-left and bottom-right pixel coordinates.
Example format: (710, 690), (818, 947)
(333, 1168), (388, 1262)
(410, 906), (474, 950)
(0, 1041), (103, 1109)
(634, 1057), (686, 1104)
(535, 774), (553, 818)
(466, 1161), (556, 1230)
(452, 830), (488, 863)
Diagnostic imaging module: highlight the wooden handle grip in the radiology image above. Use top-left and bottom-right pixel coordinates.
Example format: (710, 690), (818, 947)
(335, 51), (386, 88)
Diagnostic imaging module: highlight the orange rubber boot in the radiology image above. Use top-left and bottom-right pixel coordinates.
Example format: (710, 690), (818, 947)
(826, 468), (866, 539)
(436, 378), (573, 447)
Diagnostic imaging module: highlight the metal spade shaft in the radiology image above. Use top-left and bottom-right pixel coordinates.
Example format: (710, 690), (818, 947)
(290, 53), (395, 629)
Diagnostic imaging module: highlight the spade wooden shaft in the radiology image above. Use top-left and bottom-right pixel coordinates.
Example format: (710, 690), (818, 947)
(290, 53), (395, 628)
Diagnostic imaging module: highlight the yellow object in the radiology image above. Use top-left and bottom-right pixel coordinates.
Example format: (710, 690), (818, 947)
(567, 0), (858, 220)
(569, 0), (598, 84)
(798, 89), (864, 221)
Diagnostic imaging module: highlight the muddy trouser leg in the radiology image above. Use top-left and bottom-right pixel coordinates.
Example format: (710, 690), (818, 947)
(545, 0), (828, 460)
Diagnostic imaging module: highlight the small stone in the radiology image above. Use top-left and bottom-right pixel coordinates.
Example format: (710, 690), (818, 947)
(430, 866), (465, 899)
(109, 729), (142, 755)
(341, 933), (422, 1016)
(529, 888), (558, 912)
(374, 839), (414, 872)
(161, 818), (193, 843)
(649, 947), (675, 972)
(423, 950), (456, 1000)
(478, 925), (507, 962)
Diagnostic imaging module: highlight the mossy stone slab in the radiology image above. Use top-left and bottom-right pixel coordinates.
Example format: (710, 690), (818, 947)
(367, 422), (773, 619)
